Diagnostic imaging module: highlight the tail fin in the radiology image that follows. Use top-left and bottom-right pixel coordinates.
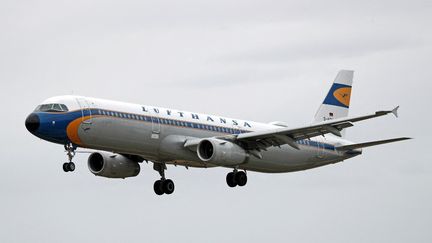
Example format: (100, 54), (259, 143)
(313, 70), (354, 125)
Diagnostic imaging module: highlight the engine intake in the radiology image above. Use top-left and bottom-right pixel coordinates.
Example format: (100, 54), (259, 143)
(197, 138), (247, 166)
(88, 152), (140, 178)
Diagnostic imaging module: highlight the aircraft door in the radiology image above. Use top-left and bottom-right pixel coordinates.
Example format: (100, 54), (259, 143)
(76, 98), (93, 131)
(150, 110), (161, 139)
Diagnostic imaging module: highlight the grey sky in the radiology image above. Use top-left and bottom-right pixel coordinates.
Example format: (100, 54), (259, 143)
(1, 0), (431, 242)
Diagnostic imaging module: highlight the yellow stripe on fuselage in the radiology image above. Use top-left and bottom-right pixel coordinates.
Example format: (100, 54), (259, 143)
(66, 116), (92, 145)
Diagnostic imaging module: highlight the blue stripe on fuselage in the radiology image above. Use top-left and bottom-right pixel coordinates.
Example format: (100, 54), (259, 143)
(33, 108), (337, 151)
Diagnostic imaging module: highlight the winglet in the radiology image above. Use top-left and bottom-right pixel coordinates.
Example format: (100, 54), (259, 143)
(392, 106), (399, 118)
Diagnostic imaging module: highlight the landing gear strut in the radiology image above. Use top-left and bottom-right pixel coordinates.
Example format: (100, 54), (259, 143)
(226, 169), (247, 188)
(153, 163), (175, 195)
(63, 143), (76, 172)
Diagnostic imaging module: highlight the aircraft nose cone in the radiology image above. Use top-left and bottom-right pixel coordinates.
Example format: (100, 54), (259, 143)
(25, 113), (40, 133)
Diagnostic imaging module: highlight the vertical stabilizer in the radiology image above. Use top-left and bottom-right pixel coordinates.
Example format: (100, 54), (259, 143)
(313, 70), (354, 127)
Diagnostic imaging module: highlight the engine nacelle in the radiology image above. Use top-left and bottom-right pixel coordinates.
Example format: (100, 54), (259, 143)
(197, 138), (247, 166)
(87, 152), (140, 179)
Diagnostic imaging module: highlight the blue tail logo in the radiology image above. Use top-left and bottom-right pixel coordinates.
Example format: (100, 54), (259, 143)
(323, 83), (352, 108)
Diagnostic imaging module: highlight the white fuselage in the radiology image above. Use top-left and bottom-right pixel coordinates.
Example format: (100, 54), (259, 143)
(29, 95), (357, 173)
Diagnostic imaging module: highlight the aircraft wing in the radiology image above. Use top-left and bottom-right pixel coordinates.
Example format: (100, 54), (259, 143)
(226, 106), (400, 151)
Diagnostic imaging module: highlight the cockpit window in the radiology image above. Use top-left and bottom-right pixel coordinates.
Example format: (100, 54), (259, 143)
(53, 104), (62, 111)
(35, 103), (69, 112)
(60, 104), (68, 111)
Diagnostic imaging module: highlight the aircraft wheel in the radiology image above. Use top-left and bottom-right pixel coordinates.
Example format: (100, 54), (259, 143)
(226, 172), (237, 187)
(163, 179), (175, 195)
(67, 162), (75, 172)
(63, 163), (69, 172)
(235, 171), (247, 187)
(154, 180), (164, 195)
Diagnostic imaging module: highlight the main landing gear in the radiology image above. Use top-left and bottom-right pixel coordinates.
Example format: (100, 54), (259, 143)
(226, 169), (247, 188)
(153, 163), (175, 195)
(63, 143), (76, 172)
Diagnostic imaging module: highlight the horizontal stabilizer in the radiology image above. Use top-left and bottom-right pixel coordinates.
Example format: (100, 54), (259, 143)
(336, 137), (411, 151)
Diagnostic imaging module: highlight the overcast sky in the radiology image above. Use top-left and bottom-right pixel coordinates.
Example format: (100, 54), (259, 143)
(1, 0), (431, 242)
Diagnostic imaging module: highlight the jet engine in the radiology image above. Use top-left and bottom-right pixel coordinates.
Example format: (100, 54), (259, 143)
(88, 152), (140, 178)
(197, 138), (247, 166)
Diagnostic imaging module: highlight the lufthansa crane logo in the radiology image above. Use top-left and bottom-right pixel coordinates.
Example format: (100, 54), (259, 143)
(333, 87), (351, 107)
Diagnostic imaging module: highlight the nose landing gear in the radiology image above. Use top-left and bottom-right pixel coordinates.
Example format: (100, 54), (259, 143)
(63, 143), (76, 172)
(226, 169), (247, 188)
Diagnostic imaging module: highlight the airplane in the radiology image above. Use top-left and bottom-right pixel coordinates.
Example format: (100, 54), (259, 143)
(25, 70), (410, 195)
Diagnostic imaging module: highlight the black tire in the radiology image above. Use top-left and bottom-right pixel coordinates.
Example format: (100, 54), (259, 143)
(163, 179), (175, 195)
(154, 180), (164, 195)
(63, 163), (69, 172)
(226, 172), (237, 187)
(67, 162), (75, 172)
(235, 171), (247, 187)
